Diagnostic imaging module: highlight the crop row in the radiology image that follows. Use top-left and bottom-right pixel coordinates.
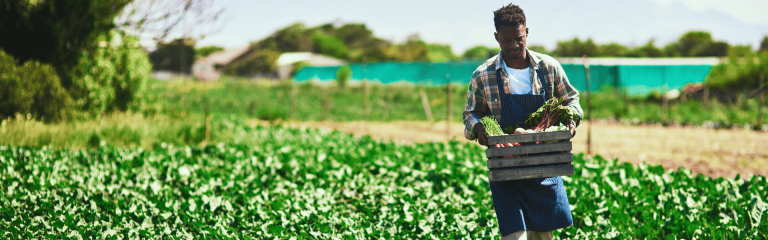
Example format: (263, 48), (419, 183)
(1, 122), (766, 239)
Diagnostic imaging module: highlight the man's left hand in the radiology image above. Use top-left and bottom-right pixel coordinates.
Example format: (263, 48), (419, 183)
(568, 122), (576, 138)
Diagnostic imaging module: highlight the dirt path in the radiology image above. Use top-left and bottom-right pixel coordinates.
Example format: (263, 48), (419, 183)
(265, 120), (768, 179)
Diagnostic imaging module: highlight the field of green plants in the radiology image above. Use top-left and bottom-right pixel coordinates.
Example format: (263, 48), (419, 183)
(144, 78), (767, 128)
(2, 118), (766, 239)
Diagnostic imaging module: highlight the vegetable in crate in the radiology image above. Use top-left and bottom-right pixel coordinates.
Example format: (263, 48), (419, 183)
(480, 116), (520, 157)
(502, 96), (579, 133)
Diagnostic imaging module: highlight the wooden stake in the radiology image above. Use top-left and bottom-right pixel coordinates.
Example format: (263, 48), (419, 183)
(662, 83), (668, 122)
(204, 97), (210, 144)
(760, 71), (765, 126)
(446, 74), (452, 139)
(322, 91), (330, 121)
(364, 80), (370, 121)
(291, 83), (297, 120)
(583, 55), (592, 155)
(704, 85), (710, 109)
(181, 96), (187, 118)
(420, 89), (434, 122)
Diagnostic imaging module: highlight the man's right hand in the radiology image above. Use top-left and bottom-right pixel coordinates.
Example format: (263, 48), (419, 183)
(473, 124), (488, 146)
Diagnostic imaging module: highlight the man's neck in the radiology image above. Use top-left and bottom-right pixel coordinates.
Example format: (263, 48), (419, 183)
(502, 50), (530, 69)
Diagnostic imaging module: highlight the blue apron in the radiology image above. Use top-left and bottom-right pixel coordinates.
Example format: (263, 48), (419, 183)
(490, 68), (573, 235)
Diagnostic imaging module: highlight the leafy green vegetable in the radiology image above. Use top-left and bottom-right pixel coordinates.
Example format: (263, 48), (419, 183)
(0, 118), (765, 239)
(523, 97), (579, 130)
(480, 116), (504, 136)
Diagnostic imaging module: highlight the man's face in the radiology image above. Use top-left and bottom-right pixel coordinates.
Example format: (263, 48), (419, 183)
(494, 24), (528, 60)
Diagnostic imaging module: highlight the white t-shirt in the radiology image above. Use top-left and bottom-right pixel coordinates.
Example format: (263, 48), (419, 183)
(500, 56), (532, 94)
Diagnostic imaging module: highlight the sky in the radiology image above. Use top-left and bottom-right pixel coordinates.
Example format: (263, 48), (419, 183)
(194, 0), (768, 54)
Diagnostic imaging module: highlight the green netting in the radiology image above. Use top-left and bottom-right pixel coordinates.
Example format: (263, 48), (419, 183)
(294, 61), (713, 96)
(616, 65), (713, 96)
(293, 61), (485, 84)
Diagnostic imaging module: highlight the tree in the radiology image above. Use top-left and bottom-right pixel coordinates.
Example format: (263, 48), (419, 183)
(149, 39), (196, 73)
(115, 0), (225, 44)
(196, 45), (225, 59)
(461, 46), (500, 60)
(665, 31), (729, 57)
(554, 38), (600, 57)
(427, 44), (457, 62)
(386, 34), (429, 61)
(761, 36), (768, 53)
(527, 45), (549, 55)
(0, 49), (72, 122)
(627, 40), (665, 57)
(257, 23), (314, 53)
(312, 31), (349, 59)
(600, 43), (629, 57)
(224, 50), (280, 77)
(0, 0), (132, 89)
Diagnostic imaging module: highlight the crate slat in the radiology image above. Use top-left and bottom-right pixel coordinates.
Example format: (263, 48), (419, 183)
(487, 131), (571, 145)
(487, 153), (573, 169)
(488, 164), (574, 182)
(486, 142), (572, 157)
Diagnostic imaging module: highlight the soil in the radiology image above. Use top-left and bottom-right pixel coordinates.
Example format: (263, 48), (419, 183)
(256, 120), (768, 179)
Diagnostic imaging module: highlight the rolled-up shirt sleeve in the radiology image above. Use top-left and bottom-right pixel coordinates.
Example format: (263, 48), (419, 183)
(463, 70), (490, 140)
(551, 62), (584, 126)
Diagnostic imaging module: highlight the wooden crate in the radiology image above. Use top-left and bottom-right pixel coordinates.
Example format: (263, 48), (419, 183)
(486, 131), (574, 182)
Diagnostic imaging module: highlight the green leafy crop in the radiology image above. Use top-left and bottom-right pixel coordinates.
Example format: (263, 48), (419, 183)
(0, 120), (765, 239)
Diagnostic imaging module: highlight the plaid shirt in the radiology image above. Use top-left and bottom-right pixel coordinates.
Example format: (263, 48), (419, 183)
(463, 49), (584, 140)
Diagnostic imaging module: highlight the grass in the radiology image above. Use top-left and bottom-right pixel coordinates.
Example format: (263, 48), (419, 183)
(3, 77), (764, 150)
(144, 77), (768, 128)
(0, 112), (264, 150)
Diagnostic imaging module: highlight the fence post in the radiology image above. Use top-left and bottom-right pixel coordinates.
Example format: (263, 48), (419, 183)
(181, 95), (187, 118)
(322, 90), (330, 121)
(704, 85), (710, 109)
(248, 100), (256, 118)
(662, 83), (668, 122)
(419, 89), (434, 122)
(291, 83), (297, 120)
(760, 71), (765, 126)
(583, 55), (592, 155)
(446, 74), (452, 139)
(204, 96), (210, 145)
(364, 70), (370, 121)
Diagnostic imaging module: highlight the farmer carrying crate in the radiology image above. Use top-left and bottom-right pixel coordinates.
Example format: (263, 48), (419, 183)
(463, 4), (584, 240)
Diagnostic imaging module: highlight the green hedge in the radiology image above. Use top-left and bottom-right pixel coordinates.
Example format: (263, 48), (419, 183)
(0, 49), (72, 122)
(69, 30), (151, 114)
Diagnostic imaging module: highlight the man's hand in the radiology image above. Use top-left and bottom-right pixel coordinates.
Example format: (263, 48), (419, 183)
(568, 121), (577, 138)
(473, 124), (488, 146)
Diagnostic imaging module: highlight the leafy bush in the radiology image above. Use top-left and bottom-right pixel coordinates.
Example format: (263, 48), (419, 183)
(312, 31), (349, 59)
(68, 30), (151, 114)
(336, 64), (352, 88)
(462, 45), (500, 60)
(706, 51), (768, 91)
(149, 38), (196, 73)
(0, 49), (72, 122)
(224, 49), (280, 77)
(195, 45), (225, 59)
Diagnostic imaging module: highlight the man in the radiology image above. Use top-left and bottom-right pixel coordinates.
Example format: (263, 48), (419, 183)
(463, 4), (583, 240)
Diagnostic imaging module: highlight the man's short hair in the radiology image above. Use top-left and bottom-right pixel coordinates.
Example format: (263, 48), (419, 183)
(494, 4), (526, 29)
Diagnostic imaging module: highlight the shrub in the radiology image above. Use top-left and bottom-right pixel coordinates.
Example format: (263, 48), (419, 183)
(706, 51), (768, 91)
(0, 48), (72, 122)
(224, 49), (280, 77)
(69, 30), (151, 115)
(336, 64), (352, 88)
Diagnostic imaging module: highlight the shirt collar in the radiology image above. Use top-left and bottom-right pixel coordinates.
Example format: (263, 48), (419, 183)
(495, 48), (542, 71)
